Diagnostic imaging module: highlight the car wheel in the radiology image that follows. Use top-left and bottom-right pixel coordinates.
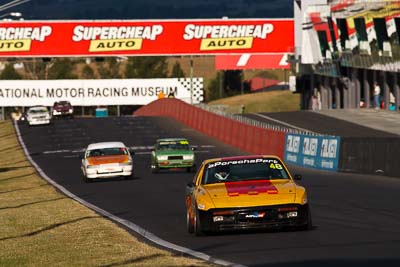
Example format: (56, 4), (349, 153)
(125, 173), (133, 180)
(187, 208), (194, 233)
(82, 173), (91, 183)
(299, 207), (312, 231)
(194, 208), (204, 236)
(187, 165), (196, 173)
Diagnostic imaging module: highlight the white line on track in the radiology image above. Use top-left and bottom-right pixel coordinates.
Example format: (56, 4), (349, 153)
(14, 121), (244, 267)
(42, 145), (216, 155)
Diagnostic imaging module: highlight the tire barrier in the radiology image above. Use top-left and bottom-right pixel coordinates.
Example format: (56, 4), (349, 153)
(134, 98), (286, 158)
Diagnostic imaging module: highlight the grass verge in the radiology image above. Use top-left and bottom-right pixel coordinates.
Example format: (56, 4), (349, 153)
(0, 120), (211, 267)
(208, 90), (300, 114)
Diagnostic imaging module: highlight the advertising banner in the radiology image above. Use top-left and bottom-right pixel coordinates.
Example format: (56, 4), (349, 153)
(0, 78), (204, 106)
(284, 133), (341, 171)
(215, 53), (291, 70)
(0, 19), (294, 57)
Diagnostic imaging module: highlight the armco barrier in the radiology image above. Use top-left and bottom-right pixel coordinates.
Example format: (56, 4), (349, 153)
(284, 133), (341, 172)
(135, 98), (286, 158)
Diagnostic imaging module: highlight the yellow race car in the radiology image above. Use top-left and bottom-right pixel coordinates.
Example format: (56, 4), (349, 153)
(185, 155), (312, 235)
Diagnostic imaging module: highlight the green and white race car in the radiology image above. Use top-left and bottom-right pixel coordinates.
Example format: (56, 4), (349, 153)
(151, 138), (196, 173)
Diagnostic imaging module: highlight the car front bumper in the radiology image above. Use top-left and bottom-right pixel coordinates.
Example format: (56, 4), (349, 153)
(85, 165), (133, 179)
(157, 160), (194, 168)
(53, 110), (73, 116)
(28, 119), (51, 125)
(198, 204), (310, 232)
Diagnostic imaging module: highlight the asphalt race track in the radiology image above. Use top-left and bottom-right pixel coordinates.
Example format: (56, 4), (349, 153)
(17, 116), (400, 267)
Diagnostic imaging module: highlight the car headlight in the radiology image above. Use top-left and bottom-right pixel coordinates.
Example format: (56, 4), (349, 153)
(87, 165), (97, 169)
(157, 155), (168, 161)
(197, 203), (206, 210)
(183, 154), (194, 160)
(69, 108), (73, 113)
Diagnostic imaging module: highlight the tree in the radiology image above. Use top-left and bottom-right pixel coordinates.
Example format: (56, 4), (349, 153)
(223, 70), (243, 96)
(47, 58), (78, 79)
(97, 57), (122, 79)
(81, 64), (95, 79)
(0, 64), (22, 80)
(125, 57), (168, 78)
(170, 61), (185, 78)
(23, 60), (48, 79)
(205, 72), (223, 102)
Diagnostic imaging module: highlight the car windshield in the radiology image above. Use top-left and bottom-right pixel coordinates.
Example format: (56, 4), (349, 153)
(28, 108), (47, 114)
(54, 101), (71, 107)
(87, 147), (128, 157)
(202, 158), (290, 185)
(157, 141), (189, 151)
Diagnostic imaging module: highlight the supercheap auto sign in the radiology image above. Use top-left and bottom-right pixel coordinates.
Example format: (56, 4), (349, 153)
(0, 19), (294, 57)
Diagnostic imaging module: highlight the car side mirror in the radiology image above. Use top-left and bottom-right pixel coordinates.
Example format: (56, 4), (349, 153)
(130, 149), (135, 156)
(79, 153), (85, 160)
(294, 174), (302, 180)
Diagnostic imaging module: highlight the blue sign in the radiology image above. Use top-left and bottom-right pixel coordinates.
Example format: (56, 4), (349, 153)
(284, 134), (340, 171)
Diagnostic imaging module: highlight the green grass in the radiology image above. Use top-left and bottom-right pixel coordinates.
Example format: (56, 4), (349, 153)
(208, 90), (300, 114)
(0, 121), (212, 267)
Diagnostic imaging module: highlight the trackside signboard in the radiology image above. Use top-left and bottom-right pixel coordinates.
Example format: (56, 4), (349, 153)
(284, 133), (341, 171)
(0, 78), (204, 106)
(0, 19), (294, 57)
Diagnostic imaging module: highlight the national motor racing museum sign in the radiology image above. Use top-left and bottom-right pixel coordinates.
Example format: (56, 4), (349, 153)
(0, 78), (204, 106)
(0, 19), (294, 56)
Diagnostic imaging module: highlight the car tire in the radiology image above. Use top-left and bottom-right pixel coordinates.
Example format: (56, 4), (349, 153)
(187, 208), (194, 233)
(82, 174), (91, 183)
(187, 165), (196, 173)
(125, 173), (133, 180)
(299, 207), (312, 231)
(194, 208), (204, 236)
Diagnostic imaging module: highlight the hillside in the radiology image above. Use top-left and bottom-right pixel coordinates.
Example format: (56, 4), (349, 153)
(208, 90), (300, 113)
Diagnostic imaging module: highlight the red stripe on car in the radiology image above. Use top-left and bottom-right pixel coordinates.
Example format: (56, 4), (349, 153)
(225, 180), (278, 196)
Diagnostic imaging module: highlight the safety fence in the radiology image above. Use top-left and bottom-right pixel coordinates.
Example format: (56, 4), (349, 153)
(196, 103), (316, 135)
(134, 98), (286, 158)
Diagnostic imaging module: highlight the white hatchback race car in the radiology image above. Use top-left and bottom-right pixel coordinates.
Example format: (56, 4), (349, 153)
(26, 106), (51, 126)
(81, 142), (134, 182)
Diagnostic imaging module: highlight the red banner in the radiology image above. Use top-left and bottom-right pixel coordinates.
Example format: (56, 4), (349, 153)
(215, 53), (291, 70)
(0, 19), (294, 57)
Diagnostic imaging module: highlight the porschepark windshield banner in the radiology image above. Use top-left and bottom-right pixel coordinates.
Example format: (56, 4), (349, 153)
(0, 19), (294, 56)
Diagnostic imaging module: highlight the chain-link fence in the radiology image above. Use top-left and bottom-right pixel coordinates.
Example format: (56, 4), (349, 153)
(196, 103), (319, 136)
